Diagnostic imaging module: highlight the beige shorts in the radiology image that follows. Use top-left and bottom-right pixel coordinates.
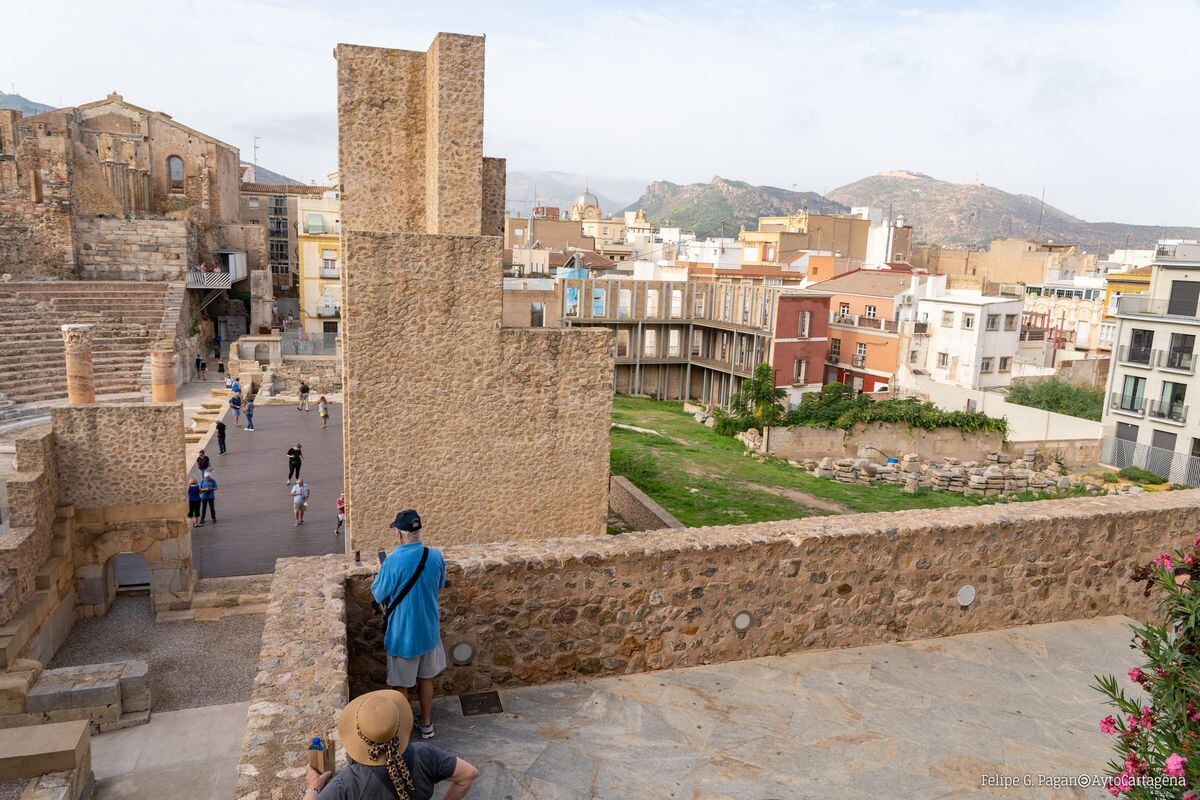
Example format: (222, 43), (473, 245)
(386, 641), (446, 688)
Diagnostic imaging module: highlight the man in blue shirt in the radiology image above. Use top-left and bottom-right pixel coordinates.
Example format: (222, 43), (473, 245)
(370, 509), (446, 739)
(198, 471), (218, 525)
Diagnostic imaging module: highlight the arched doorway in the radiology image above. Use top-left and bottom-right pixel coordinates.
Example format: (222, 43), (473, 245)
(112, 551), (151, 589)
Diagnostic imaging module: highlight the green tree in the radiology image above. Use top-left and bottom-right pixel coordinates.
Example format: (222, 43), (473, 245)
(730, 363), (788, 429)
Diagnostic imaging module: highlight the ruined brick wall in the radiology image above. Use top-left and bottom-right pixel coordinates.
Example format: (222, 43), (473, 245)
(337, 36), (613, 550)
(51, 404), (185, 509)
(0, 111), (77, 278)
(609, 475), (684, 531)
(75, 217), (189, 280)
(239, 489), (1200, 799)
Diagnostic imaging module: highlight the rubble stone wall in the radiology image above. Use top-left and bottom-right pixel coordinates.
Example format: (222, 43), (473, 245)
(238, 489), (1200, 799)
(75, 217), (189, 281)
(766, 422), (1006, 464)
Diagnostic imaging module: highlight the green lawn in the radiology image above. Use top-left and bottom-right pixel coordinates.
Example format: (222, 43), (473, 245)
(610, 395), (1085, 528)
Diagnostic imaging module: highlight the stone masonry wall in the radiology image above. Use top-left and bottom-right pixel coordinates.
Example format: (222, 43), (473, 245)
(238, 489), (1200, 800)
(0, 428), (60, 626)
(609, 475), (684, 531)
(766, 422), (1008, 465)
(51, 404), (184, 509)
(337, 37), (613, 551)
(75, 217), (189, 281)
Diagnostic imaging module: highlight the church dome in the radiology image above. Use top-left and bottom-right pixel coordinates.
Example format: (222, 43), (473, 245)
(569, 186), (602, 220)
(574, 189), (599, 209)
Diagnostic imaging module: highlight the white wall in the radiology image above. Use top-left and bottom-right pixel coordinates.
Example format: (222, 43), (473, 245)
(918, 297), (1023, 389)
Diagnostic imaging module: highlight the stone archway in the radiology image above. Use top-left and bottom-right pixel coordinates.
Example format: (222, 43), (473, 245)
(74, 520), (196, 616)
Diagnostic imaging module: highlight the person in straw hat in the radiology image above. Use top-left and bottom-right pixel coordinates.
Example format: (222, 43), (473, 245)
(303, 689), (478, 800)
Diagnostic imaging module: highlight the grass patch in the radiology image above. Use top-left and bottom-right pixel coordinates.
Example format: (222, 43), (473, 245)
(1118, 465), (1168, 485)
(609, 395), (1098, 527)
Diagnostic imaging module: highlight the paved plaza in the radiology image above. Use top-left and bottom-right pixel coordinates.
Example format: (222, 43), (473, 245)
(424, 615), (1135, 800)
(191, 402), (344, 577)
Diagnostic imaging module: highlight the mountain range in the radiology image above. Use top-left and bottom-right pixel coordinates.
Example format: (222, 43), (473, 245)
(617, 172), (1200, 254)
(0, 91), (53, 115)
(505, 171), (645, 218)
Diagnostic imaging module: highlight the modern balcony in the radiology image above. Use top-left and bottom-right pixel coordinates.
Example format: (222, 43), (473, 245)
(825, 352), (840, 365)
(1109, 393), (1146, 417)
(1117, 345), (1157, 367)
(320, 267), (340, 279)
(1118, 294), (1200, 319)
(851, 354), (866, 368)
(829, 312), (898, 333)
(1147, 400), (1188, 424)
(316, 305), (341, 318)
(1161, 350), (1197, 374)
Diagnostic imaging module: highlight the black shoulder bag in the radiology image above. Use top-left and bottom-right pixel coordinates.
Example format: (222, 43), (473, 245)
(380, 546), (428, 634)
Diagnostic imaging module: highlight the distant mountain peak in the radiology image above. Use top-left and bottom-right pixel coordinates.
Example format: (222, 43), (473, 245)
(0, 91), (55, 116)
(879, 169), (933, 181)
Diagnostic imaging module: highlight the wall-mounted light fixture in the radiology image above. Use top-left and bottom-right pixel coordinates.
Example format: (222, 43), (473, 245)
(957, 585), (977, 608)
(732, 610), (754, 633)
(450, 641), (475, 666)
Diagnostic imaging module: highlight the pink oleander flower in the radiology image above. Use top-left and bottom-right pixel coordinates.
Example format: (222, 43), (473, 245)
(1158, 667), (1170, 678)
(1126, 713), (1140, 731)
(1185, 553), (1195, 565)
(1129, 667), (1145, 683)
(1193, 530), (1200, 547)
(1100, 715), (1119, 734)
(1109, 771), (1133, 796)
(1183, 792), (1196, 800)
(1154, 552), (1174, 570)
(1140, 707), (1155, 730)
(1125, 755), (1147, 776)
(1165, 753), (1187, 777)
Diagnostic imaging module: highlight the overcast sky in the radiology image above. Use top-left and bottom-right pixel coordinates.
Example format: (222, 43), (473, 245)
(4, 0), (1197, 224)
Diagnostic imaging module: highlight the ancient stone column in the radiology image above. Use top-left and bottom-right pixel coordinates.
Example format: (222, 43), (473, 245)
(150, 348), (177, 402)
(61, 324), (96, 404)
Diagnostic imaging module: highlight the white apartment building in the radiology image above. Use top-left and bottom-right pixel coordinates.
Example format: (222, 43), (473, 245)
(1103, 241), (1200, 484)
(916, 291), (1023, 389)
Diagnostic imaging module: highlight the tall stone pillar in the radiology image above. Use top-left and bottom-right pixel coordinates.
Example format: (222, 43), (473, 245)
(150, 348), (177, 402)
(61, 324), (96, 404)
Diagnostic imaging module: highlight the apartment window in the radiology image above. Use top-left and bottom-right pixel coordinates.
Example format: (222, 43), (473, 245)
(962, 313), (975, 330)
(592, 288), (607, 316)
(646, 288), (660, 317)
(322, 321), (339, 334)
(530, 303), (545, 328)
(941, 311), (954, 328)
(999, 356), (1011, 372)
(248, 196), (260, 209)
(270, 263), (290, 276)
(1119, 375), (1146, 410)
(793, 358), (807, 384)
(909, 349), (919, 364)
(691, 330), (702, 357)
(981, 358), (993, 373)
(644, 329), (657, 357)
(616, 329), (630, 358)
(603, 227), (609, 235)
(694, 295), (705, 316)
(985, 314), (999, 331)
(668, 329), (681, 357)
(855, 342), (867, 357)
(1004, 314), (1018, 331)
(670, 289), (683, 319)
(618, 288), (632, 319)
(1158, 381), (1188, 421)
(839, 302), (851, 316)
(321, 248), (338, 271)
(798, 310), (811, 338)
(1167, 332), (1196, 371)
(269, 240), (289, 262)
(305, 212), (325, 235)
(830, 338), (841, 359)
(865, 305), (877, 319)
(937, 352), (949, 368)
(1192, 437), (1200, 459)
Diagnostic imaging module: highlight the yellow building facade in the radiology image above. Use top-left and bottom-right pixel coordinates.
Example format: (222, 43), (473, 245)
(296, 193), (342, 335)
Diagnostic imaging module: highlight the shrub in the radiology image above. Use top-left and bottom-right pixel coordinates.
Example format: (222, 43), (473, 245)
(712, 409), (754, 437)
(1093, 538), (1200, 796)
(1007, 378), (1103, 421)
(1102, 472), (1120, 484)
(1119, 466), (1169, 485)
(785, 383), (1008, 438)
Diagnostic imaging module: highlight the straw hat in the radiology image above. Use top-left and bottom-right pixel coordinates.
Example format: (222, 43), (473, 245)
(337, 690), (413, 765)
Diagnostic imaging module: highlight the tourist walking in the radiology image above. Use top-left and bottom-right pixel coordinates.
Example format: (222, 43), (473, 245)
(195, 449), (210, 475)
(291, 478), (310, 526)
(297, 381), (311, 412)
(371, 510), (446, 739)
(199, 471), (218, 525)
(231, 377), (241, 395)
(217, 359), (225, 378)
(216, 420), (227, 455)
(213, 334), (222, 359)
(303, 690), (478, 800)
(287, 442), (303, 483)
(187, 478), (201, 528)
(334, 492), (345, 536)
(244, 398), (256, 431)
(229, 394), (243, 428)
(318, 396), (329, 429)
(194, 354), (202, 379)
(199, 358), (208, 381)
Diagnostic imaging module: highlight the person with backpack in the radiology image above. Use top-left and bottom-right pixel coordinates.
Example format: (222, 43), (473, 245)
(370, 510), (446, 740)
(244, 398), (256, 431)
(297, 380), (311, 412)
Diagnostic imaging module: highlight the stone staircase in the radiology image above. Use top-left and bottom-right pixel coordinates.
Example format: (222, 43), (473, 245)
(0, 281), (176, 407)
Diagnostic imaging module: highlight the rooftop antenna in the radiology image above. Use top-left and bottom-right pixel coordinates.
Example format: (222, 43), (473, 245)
(252, 136), (261, 168)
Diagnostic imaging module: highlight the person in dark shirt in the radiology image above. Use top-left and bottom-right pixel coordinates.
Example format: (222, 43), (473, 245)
(297, 380), (311, 412)
(216, 420), (227, 455)
(195, 450), (210, 474)
(287, 443), (303, 484)
(187, 479), (201, 527)
(305, 690), (477, 800)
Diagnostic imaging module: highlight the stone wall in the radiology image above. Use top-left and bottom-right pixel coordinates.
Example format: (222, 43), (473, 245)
(337, 36), (614, 551)
(238, 489), (1200, 799)
(74, 217), (190, 281)
(609, 475), (684, 531)
(0, 110), (77, 278)
(52, 404), (184, 508)
(765, 422), (1007, 465)
(0, 428), (61, 627)
(270, 357), (340, 395)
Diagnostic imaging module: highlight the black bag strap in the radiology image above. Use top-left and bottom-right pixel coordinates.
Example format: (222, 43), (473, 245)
(383, 546), (429, 620)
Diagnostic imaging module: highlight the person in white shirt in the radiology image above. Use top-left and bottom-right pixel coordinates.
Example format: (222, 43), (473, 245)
(291, 478), (310, 526)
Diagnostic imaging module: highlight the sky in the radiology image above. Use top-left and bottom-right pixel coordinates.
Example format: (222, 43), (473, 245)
(3, 0), (1198, 224)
